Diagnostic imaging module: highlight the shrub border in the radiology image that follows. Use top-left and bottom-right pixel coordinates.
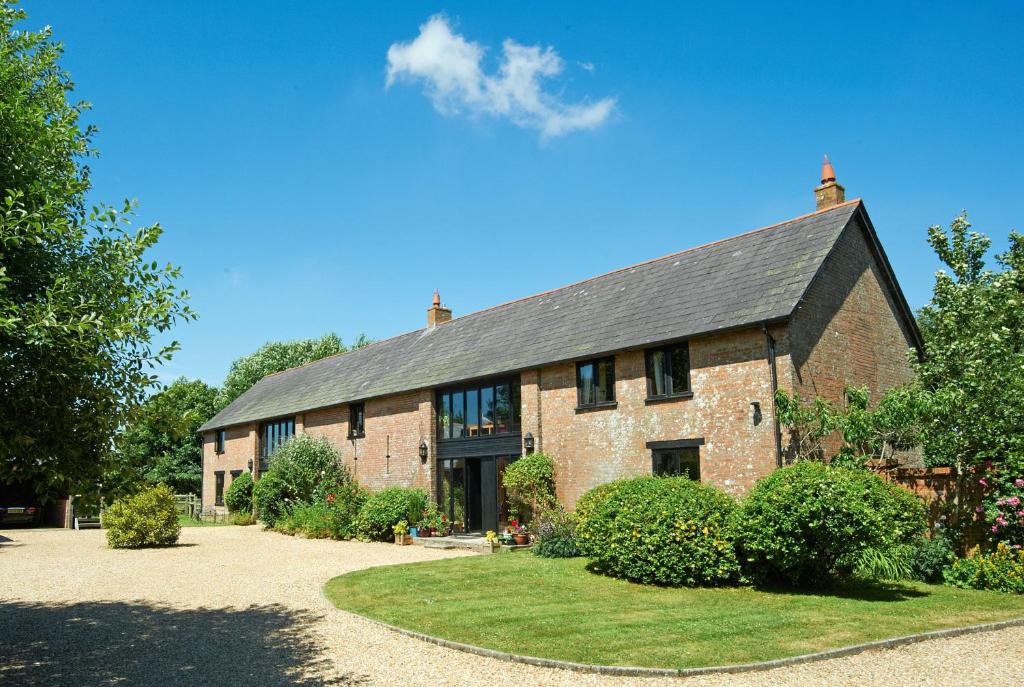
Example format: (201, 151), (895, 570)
(326, 594), (1024, 678)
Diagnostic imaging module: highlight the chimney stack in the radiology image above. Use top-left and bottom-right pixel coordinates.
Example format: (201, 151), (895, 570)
(427, 289), (452, 328)
(814, 154), (846, 210)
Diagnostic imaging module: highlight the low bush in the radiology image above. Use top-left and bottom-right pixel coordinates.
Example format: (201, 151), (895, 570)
(532, 507), (579, 558)
(252, 470), (289, 527)
(737, 462), (927, 586)
(224, 471), (253, 513)
(282, 483), (368, 539)
(575, 476), (741, 586)
(105, 484), (181, 548)
(503, 452), (557, 519)
(356, 487), (428, 541)
(907, 534), (957, 583)
(945, 543), (1024, 593)
(229, 511), (255, 526)
(573, 482), (619, 557)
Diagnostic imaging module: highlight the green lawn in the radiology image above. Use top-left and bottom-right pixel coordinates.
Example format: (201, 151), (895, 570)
(177, 514), (230, 527)
(325, 553), (1024, 669)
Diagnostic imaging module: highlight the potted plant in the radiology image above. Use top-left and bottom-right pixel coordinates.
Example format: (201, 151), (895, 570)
(393, 520), (412, 545)
(506, 519), (530, 546)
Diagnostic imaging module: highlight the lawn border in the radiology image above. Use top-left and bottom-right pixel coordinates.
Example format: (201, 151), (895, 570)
(326, 590), (1024, 678)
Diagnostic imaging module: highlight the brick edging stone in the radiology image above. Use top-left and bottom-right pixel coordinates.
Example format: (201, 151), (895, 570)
(323, 592), (1024, 678)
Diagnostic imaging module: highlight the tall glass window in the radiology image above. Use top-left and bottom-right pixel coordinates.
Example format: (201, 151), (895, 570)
(437, 379), (520, 441)
(259, 417), (295, 469)
(646, 343), (691, 398)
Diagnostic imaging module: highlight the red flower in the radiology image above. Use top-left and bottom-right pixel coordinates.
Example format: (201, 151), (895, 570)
(326, 493), (335, 504)
(510, 519), (518, 528)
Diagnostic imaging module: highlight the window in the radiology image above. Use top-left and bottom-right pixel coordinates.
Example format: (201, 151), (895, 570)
(215, 471), (225, 506)
(646, 343), (691, 399)
(437, 379), (520, 440)
(259, 417), (295, 470)
(348, 403), (365, 438)
(652, 447), (700, 480)
(576, 357), (616, 408)
(215, 429), (226, 454)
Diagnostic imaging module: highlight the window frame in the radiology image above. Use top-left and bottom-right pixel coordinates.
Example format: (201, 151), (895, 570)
(258, 416), (295, 471)
(348, 402), (365, 439)
(214, 470), (226, 506)
(215, 429), (226, 455)
(651, 446), (701, 480)
(645, 342), (693, 401)
(436, 377), (521, 442)
(575, 356), (617, 410)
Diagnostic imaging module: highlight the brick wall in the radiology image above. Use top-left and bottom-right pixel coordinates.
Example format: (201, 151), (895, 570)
(537, 327), (784, 508)
(786, 218), (918, 461)
(304, 389), (435, 497)
(201, 423), (255, 511)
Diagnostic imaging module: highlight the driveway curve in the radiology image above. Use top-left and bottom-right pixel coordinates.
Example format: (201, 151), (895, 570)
(1, 526), (1021, 686)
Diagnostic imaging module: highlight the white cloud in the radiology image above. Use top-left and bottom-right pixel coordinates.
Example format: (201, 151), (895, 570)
(386, 16), (615, 139)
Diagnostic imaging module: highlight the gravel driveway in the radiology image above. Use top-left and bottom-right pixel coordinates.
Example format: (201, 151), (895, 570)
(1, 526), (1021, 687)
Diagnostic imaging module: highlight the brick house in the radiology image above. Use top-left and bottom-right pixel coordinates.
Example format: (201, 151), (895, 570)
(199, 162), (922, 532)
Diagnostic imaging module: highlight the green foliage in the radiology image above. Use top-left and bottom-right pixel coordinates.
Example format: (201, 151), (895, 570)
(576, 476), (741, 587)
(104, 484), (181, 548)
(229, 511), (255, 526)
(109, 378), (218, 497)
(915, 213), (1024, 470)
(775, 386), (924, 467)
(502, 452), (557, 518)
(945, 544), (1024, 594)
(906, 534), (957, 583)
(0, 4), (194, 498)
(853, 546), (913, 581)
(532, 507), (579, 558)
(737, 462), (927, 586)
(264, 435), (351, 503)
(215, 333), (369, 411)
(224, 471), (253, 513)
(252, 471), (288, 527)
(355, 487), (428, 541)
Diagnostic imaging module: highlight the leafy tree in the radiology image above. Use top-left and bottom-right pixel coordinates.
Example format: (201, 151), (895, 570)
(0, 3), (193, 497)
(109, 378), (219, 497)
(914, 212), (1024, 469)
(216, 332), (369, 410)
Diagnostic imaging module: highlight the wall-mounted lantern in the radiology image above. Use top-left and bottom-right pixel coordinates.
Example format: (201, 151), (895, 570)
(247, 458), (253, 472)
(419, 440), (428, 462)
(524, 432), (535, 454)
(750, 401), (762, 426)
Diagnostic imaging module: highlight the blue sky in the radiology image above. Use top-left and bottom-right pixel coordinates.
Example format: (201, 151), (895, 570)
(22, 1), (1024, 385)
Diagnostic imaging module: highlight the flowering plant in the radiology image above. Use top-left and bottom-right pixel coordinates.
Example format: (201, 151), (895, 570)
(392, 520), (409, 536)
(505, 519), (529, 535)
(977, 457), (1024, 547)
(485, 530), (499, 543)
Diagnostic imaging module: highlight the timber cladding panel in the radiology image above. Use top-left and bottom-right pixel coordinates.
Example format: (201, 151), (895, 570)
(536, 327), (783, 509)
(201, 424), (255, 510)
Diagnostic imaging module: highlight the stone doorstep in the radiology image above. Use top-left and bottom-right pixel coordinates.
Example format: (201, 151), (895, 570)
(415, 535), (532, 554)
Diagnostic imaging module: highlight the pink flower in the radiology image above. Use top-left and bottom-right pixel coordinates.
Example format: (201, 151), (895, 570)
(992, 525), (1000, 532)
(1009, 496), (1021, 506)
(975, 505), (985, 513)
(979, 478), (989, 487)
(1018, 509), (1024, 517)
(1015, 478), (1024, 487)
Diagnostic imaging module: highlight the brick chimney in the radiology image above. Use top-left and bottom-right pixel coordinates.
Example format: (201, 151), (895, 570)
(814, 154), (846, 210)
(427, 289), (452, 327)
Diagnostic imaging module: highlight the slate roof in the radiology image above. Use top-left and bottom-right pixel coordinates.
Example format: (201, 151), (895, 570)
(200, 200), (868, 432)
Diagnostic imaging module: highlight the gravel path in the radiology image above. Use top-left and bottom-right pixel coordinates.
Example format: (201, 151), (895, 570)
(1, 526), (1021, 686)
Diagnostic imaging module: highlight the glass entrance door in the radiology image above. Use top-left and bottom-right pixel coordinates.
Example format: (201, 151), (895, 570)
(439, 455), (518, 533)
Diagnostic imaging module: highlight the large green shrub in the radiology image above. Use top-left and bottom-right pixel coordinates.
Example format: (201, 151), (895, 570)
(252, 470), (289, 526)
(737, 462), (926, 586)
(267, 435), (351, 502)
(282, 483), (368, 539)
(945, 543), (1024, 593)
(105, 484), (181, 548)
(907, 534), (957, 583)
(224, 471), (253, 513)
(355, 487), (428, 541)
(503, 452), (556, 518)
(575, 476), (741, 586)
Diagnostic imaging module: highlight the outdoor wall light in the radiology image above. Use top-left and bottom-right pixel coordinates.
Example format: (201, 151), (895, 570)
(524, 432), (535, 454)
(418, 440), (428, 462)
(750, 401), (762, 426)
(247, 458), (253, 472)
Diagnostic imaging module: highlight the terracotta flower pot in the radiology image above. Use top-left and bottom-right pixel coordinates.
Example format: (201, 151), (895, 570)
(513, 534), (529, 546)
